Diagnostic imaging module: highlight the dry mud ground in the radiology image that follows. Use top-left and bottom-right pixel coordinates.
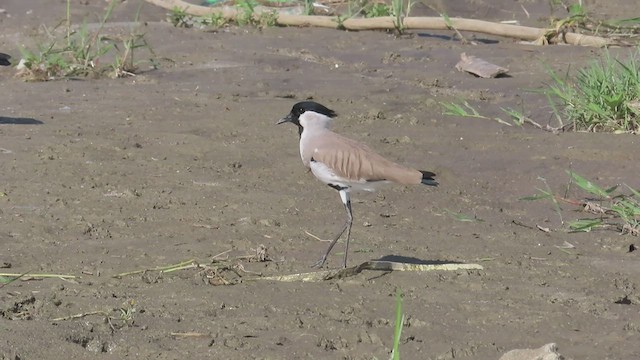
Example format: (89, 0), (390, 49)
(1, 0), (640, 359)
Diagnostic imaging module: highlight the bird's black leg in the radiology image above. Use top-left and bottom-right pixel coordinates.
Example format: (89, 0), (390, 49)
(312, 189), (352, 269)
(341, 192), (353, 269)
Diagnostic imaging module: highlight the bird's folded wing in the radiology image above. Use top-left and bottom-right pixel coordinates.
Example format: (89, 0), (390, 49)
(310, 133), (422, 185)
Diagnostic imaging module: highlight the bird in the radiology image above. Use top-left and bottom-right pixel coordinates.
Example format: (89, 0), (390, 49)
(0, 53), (11, 66)
(277, 101), (438, 268)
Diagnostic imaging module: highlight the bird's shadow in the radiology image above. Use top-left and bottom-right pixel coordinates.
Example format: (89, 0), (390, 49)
(0, 117), (44, 125)
(375, 254), (463, 265)
(416, 33), (500, 45)
(364, 255), (464, 281)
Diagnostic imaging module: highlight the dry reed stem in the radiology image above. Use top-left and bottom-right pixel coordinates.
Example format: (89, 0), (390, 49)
(145, 0), (615, 47)
(251, 260), (484, 282)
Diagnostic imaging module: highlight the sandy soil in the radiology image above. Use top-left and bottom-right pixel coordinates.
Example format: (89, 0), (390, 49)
(1, 0), (639, 359)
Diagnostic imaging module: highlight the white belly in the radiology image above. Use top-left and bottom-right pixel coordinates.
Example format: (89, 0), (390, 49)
(309, 160), (387, 192)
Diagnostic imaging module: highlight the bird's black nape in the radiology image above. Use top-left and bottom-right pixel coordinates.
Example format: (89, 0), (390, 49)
(420, 171), (438, 186)
(291, 101), (338, 117)
(292, 101), (337, 119)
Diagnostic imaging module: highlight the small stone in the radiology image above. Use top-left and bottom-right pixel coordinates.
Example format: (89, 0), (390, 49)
(238, 217), (254, 225)
(405, 316), (426, 328)
(276, 336), (289, 346)
(85, 339), (104, 353)
(368, 109), (385, 120)
(357, 330), (383, 345)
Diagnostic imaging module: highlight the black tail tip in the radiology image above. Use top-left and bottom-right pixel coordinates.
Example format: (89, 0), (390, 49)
(420, 171), (438, 186)
(0, 53), (11, 66)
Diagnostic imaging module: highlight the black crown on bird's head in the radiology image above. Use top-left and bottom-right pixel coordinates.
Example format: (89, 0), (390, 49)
(278, 101), (337, 126)
(291, 101), (337, 119)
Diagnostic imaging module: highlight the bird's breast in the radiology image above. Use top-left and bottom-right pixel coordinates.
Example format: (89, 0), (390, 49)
(298, 130), (318, 168)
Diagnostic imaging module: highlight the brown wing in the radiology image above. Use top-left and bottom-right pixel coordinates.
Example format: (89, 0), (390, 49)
(309, 132), (422, 185)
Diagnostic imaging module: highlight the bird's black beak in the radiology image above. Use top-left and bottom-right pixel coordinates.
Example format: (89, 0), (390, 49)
(276, 113), (293, 125)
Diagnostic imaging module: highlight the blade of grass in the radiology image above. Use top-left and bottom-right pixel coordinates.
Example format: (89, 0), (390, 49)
(390, 288), (404, 360)
(566, 171), (610, 198)
(519, 191), (553, 201)
(0, 271), (30, 288)
(539, 177), (563, 225)
(624, 184), (640, 198)
(568, 218), (603, 232)
(501, 107), (526, 126)
(441, 101), (487, 119)
(604, 185), (619, 194)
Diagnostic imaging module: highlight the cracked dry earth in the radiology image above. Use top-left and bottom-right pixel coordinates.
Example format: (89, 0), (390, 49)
(1, 0), (639, 359)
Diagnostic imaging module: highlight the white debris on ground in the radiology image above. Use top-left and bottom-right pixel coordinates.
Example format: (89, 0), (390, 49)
(499, 343), (565, 360)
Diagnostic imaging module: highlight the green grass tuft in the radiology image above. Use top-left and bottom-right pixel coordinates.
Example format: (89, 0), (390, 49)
(547, 1), (640, 38)
(19, 0), (156, 80)
(363, 3), (392, 18)
(522, 171), (640, 234)
(169, 0), (278, 30)
(544, 49), (640, 133)
(441, 101), (524, 127)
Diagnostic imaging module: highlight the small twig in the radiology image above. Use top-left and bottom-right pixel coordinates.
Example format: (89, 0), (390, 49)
(512, 219), (535, 230)
(161, 263), (199, 274)
(113, 248), (271, 283)
(554, 246), (577, 255)
(304, 230), (331, 242)
(106, 316), (116, 332)
(537, 225), (551, 232)
(191, 223), (217, 229)
(520, 4), (530, 18)
(171, 332), (211, 338)
(52, 310), (109, 322)
(558, 241), (575, 249)
(112, 259), (196, 278)
(521, 117), (566, 134)
(0, 273), (76, 280)
(232, 255), (257, 260)
(233, 263), (262, 276)
(250, 261), (483, 282)
(211, 249), (232, 260)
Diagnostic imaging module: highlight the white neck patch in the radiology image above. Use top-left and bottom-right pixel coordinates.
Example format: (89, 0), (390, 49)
(299, 111), (332, 131)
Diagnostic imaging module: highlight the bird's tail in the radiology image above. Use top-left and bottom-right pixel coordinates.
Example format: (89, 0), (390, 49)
(0, 53), (10, 66)
(420, 171), (438, 186)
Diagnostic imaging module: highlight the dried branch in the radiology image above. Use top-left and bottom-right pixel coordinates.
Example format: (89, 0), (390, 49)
(145, 0), (617, 47)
